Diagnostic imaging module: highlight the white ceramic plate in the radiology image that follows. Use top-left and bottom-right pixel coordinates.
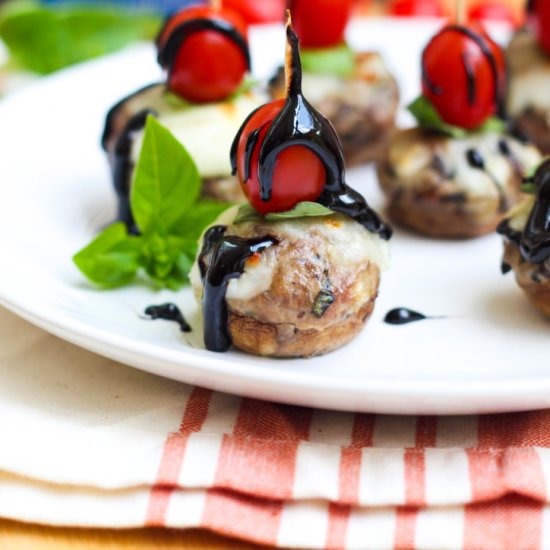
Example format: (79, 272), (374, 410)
(1, 20), (547, 416)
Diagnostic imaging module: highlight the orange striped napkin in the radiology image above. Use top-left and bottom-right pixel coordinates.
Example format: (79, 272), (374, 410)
(142, 389), (548, 549)
(0, 306), (547, 549)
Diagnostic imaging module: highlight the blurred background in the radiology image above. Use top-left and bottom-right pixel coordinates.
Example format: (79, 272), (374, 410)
(0, 0), (527, 94)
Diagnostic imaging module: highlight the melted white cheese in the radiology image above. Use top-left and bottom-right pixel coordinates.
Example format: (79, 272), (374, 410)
(507, 195), (536, 232)
(392, 131), (540, 199)
(130, 92), (266, 178)
(191, 207), (390, 302)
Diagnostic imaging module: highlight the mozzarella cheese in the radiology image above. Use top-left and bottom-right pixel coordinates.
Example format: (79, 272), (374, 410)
(190, 207), (390, 302)
(129, 90), (266, 178)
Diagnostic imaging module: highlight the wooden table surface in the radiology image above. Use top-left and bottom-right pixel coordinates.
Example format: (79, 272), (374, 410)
(0, 520), (265, 549)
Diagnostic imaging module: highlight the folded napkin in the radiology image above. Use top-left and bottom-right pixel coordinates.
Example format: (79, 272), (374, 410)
(0, 304), (548, 550)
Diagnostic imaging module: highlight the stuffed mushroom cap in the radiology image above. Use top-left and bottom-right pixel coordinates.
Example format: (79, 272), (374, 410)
(190, 207), (389, 357)
(378, 128), (541, 238)
(500, 195), (550, 318)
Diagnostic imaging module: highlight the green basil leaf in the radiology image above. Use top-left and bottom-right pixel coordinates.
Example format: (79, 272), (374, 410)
(131, 115), (200, 235)
(407, 95), (505, 138)
(233, 203), (264, 224)
(73, 223), (140, 288)
(301, 43), (355, 78)
(265, 202), (334, 220)
(172, 200), (232, 240)
(0, 1), (160, 75)
(521, 182), (536, 195)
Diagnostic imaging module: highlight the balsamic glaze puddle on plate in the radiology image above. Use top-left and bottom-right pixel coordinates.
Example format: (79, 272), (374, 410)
(384, 308), (429, 325)
(198, 226), (278, 352)
(230, 25), (392, 241)
(144, 303), (191, 332)
(498, 159), (550, 265)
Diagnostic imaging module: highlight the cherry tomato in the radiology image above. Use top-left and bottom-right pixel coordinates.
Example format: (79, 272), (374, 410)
(421, 25), (505, 129)
(288, 0), (354, 48)
(528, 0), (550, 56)
(468, 2), (517, 26)
(157, 6), (249, 103)
(389, 0), (444, 17)
(222, 0), (285, 24)
(236, 99), (326, 215)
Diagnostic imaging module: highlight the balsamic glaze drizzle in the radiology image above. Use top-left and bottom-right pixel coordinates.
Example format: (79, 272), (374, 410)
(144, 303), (191, 332)
(421, 25), (506, 119)
(198, 226), (278, 352)
(465, 148), (507, 212)
(384, 308), (428, 325)
(229, 25), (392, 241)
(462, 52), (477, 106)
(498, 139), (522, 178)
(498, 159), (550, 265)
(157, 18), (251, 75)
(110, 108), (157, 230)
(519, 159), (550, 264)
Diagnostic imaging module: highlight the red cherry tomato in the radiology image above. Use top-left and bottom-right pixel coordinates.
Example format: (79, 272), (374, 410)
(236, 99), (326, 215)
(288, 0), (354, 48)
(222, 0), (285, 24)
(421, 25), (505, 129)
(528, 0), (550, 56)
(468, 2), (517, 26)
(157, 6), (249, 103)
(389, 0), (444, 17)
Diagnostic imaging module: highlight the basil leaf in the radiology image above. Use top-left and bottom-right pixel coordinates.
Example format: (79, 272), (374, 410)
(0, 1), (160, 75)
(131, 115), (200, 235)
(265, 202), (334, 220)
(234, 201), (335, 224)
(301, 44), (355, 78)
(72, 223), (140, 288)
(172, 200), (232, 240)
(408, 95), (506, 138)
(74, 120), (230, 291)
(521, 182), (536, 195)
(233, 203), (264, 224)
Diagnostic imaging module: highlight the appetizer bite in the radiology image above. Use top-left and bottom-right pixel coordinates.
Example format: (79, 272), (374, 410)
(268, 0), (399, 166)
(190, 15), (391, 357)
(498, 158), (550, 318)
(378, 22), (540, 238)
(101, 2), (266, 229)
(508, 1), (550, 154)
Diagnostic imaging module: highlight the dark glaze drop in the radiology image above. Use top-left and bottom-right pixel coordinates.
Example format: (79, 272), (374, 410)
(144, 303), (191, 332)
(229, 25), (391, 241)
(110, 108), (157, 230)
(519, 159), (550, 264)
(384, 308), (428, 325)
(157, 17), (251, 75)
(421, 25), (506, 119)
(465, 147), (508, 212)
(199, 226), (278, 352)
(498, 139), (522, 178)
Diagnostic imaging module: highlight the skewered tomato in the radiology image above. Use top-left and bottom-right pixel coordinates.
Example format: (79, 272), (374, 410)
(222, 0), (284, 24)
(389, 0), (444, 17)
(157, 6), (249, 103)
(468, 1), (517, 26)
(288, 0), (354, 48)
(421, 24), (505, 129)
(235, 99), (326, 215)
(528, 0), (550, 56)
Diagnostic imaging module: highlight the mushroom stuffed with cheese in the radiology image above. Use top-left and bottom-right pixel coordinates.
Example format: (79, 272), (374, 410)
(190, 14), (391, 357)
(378, 22), (540, 238)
